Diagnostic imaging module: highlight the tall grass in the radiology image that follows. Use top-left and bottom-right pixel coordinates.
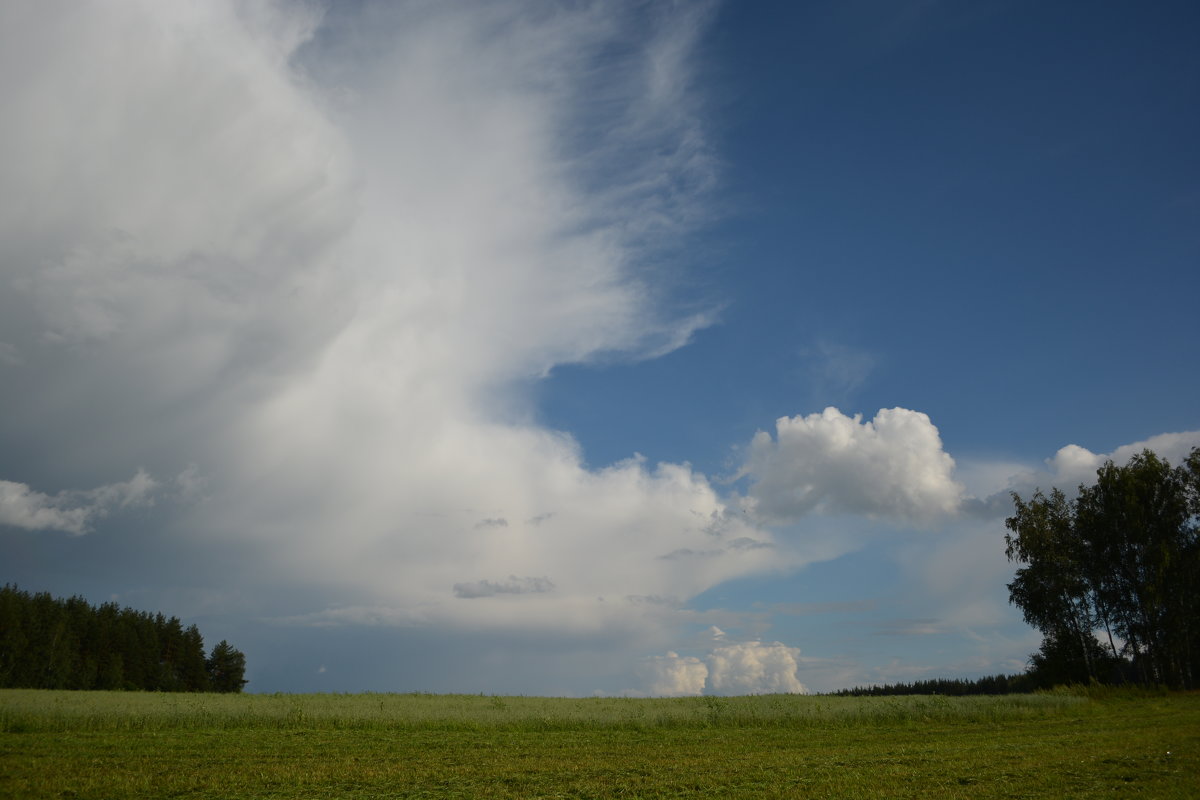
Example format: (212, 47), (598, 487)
(5, 689), (1195, 799)
(0, 689), (1089, 733)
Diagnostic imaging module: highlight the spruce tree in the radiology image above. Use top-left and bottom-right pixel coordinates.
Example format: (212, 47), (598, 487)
(206, 640), (248, 693)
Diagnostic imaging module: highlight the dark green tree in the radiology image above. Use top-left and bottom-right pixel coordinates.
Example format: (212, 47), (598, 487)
(1026, 627), (1121, 688)
(178, 625), (211, 692)
(1005, 487), (1108, 680)
(205, 640), (247, 693)
(1005, 447), (1200, 688)
(0, 585), (246, 692)
(0, 586), (27, 686)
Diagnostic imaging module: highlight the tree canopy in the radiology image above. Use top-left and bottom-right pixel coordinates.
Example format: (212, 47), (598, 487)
(1005, 447), (1199, 689)
(0, 585), (247, 692)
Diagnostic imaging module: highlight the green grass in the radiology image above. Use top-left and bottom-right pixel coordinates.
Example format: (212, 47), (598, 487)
(2, 689), (1197, 798)
(0, 689), (1093, 732)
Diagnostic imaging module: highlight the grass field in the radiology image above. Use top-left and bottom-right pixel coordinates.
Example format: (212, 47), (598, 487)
(2, 688), (1197, 798)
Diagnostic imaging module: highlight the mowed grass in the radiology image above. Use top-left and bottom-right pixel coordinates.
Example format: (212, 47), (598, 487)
(1, 689), (1197, 798)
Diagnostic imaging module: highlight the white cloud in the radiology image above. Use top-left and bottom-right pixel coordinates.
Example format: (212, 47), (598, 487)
(1043, 444), (1106, 489)
(739, 407), (963, 523)
(1047, 431), (1200, 488)
(2, 1), (353, 346)
(1105, 431), (1200, 468)
(637, 651), (709, 697)
(15, 0), (1185, 697)
(0, 0), (809, 661)
(0, 470), (157, 535)
(0, 481), (91, 535)
(91, 469), (158, 510)
(638, 635), (809, 696)
(706, 640), (808, 695)
(963, 429), (1200, 515)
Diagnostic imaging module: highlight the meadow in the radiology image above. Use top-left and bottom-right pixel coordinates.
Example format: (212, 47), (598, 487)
(2, 688), (1196, 798)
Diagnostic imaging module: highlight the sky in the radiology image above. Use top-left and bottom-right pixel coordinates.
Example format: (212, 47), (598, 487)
(1, 0), (1198, 696)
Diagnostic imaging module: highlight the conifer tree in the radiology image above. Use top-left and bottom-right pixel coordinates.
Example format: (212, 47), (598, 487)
(205, 640), (248, 693)
(0, 585), (246, 692)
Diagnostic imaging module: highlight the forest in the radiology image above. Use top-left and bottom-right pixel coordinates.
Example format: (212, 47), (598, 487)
(0, 585), (246, 692)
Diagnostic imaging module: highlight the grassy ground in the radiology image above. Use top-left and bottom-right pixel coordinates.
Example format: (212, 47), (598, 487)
(2, 689), (1197, 798)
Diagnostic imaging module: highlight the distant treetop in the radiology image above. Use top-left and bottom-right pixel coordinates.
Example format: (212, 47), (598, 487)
(0, 585), (247, 692)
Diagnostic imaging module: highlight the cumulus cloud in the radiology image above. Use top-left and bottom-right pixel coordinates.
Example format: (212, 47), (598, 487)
(0, 470), (156, 535)
(963, 429), (1200, 516)
(706, 640), (808, 695)
(637, 651), (709, 697)
(1043, 444), (1106, 487)
(1046, 431), (1200, 488)
(739, 407), (963, 523)
(638, 635), (808, 696)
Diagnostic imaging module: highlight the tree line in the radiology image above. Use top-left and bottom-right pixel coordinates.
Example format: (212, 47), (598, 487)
(832, 674), (1036, 697)
(1005, 447), (1199, 689)
(0, 585), (246, 692)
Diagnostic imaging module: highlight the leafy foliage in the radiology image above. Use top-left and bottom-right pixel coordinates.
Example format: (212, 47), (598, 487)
(1005, 447), (1200, 688)
(0, 585), (246, 692)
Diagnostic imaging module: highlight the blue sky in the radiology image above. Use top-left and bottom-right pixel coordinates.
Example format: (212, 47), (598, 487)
(544, 0), (1200, 473)
(1, 0), (1197, 696)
